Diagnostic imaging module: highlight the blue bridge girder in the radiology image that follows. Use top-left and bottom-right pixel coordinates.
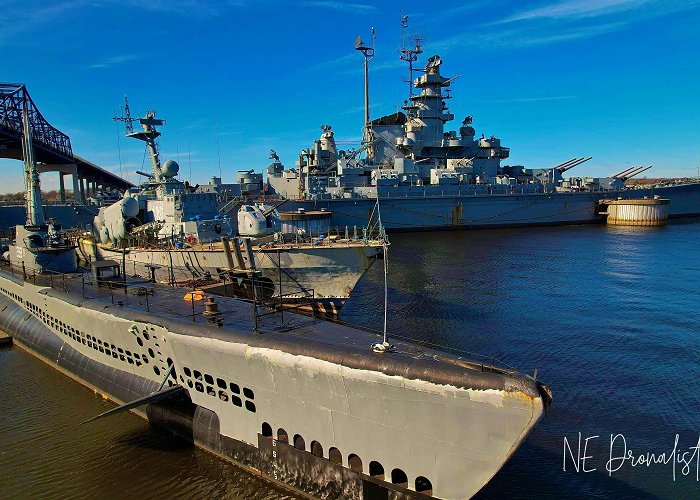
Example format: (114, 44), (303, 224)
(0, 83), (133, 194)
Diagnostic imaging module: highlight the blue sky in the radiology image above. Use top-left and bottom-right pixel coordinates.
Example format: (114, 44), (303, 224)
(2, 0), (700, 193)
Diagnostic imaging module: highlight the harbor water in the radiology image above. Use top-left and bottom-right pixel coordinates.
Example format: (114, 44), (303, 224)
(2, 221), (699, 499)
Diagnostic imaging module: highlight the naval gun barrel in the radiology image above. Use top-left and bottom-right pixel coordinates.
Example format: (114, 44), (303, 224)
(612, 166), (638, 178)
(136, 170), (154, 179)
(550, 158), (579, 171)
(557, 157), (592, 173)
(262, 199), (289, 218)
(620, 165), (647, 180)
(622, 165), (652, 180)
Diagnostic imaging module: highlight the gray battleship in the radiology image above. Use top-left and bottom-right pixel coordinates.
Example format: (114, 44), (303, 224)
(266, 20), (700, 230)
(0, 98), (551, 499)
(80, 102), (385, 316)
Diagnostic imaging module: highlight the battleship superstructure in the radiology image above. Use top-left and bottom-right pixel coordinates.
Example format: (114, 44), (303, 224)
(83, 102), (384, 316)
(267, 22), (700, 230)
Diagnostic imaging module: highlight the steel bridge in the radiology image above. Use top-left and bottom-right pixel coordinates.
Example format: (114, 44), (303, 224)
(0, 83), (133, 202)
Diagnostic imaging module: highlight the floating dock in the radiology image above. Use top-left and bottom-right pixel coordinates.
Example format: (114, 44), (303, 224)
(600, 197), (670, 226)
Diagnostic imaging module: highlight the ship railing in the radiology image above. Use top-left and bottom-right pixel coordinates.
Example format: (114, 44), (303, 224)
(0, 200), (92, 207)
(0, 258), (324, 322)
(0, 260), (539, 381)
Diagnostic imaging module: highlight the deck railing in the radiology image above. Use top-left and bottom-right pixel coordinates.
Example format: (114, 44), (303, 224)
(0, 259), (535, 379)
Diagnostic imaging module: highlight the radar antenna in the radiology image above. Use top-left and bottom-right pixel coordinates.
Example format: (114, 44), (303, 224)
(113, 95), (136, 134)
(400, 13), (422, 97)
(114, 97), (166, 185)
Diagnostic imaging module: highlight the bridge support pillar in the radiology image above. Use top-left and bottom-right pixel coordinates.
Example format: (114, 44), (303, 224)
(79, 177), (85, 201)
(58, 173), (66, 202)
(73, 173), (82, 204)
(37, 162), (79, 204)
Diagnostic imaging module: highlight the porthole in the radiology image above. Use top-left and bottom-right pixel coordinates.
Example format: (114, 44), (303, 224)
(153, 366), (160, 376)
(311, 441), (323, 457)
(415, 476), (433, 496)
(216, 378), (226, 389)
(369, 461), (384, 480)
(184, 367), (192, 377)
(218, 391), (229, 402)
(187, 380), (193, 388)
(142, 355), (149, 364)
(348, 454), (363, 473)
(261, 422), (273, 438)
(245, 401), (256, 413)
(232, 395), (242, 407)
(143, 330), (149, 340)
(328, 448), (342, 465)
(277, 428), (289, 444)
(206, 386), (215, 396)
(293, 434), (305, 451)
(391, 469), (408, 488)
(148, 348), (155, 358)
(137, 337), (143, 347)
(204, 374), (214, 385)
(243, 387), (254, 399)
(195, 382), (203, 392)
(194, 370), (203, 381)
(230, 383), (240, 394)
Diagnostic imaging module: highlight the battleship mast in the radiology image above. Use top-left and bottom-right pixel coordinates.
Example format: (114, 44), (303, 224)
(355, 28), (375, 148)
(400, 14), (422, 98)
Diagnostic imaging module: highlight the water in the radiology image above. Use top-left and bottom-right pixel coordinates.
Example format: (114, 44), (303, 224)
(2, 221), (699, 499)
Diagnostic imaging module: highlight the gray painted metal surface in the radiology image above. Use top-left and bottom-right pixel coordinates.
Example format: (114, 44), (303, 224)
(0, 266), (549, 498)
(265, 39), (700, 232)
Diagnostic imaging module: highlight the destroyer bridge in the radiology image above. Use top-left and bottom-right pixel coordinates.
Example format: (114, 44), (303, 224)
(0, 83), (133, 202)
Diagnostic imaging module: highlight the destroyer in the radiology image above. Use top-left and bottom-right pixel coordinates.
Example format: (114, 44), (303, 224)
(1, 98), (551, 499)
(267, 19), (700, 230)
(80, 103), (384, 316)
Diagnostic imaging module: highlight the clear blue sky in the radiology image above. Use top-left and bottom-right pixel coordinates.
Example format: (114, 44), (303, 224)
(2, 0), (699, 193)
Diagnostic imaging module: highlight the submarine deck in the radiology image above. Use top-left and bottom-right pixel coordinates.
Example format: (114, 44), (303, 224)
(0, 262), (538, 391)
